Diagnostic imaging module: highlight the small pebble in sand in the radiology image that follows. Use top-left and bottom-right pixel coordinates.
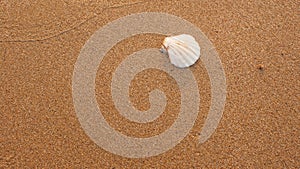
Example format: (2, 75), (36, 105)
(257, 64), (264, 71)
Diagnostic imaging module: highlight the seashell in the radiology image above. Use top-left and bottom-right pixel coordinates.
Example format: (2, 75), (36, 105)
(160, 34), (200, 68)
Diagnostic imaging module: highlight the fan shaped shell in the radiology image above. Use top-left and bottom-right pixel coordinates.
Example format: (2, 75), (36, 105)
(161, 34), (200, 68)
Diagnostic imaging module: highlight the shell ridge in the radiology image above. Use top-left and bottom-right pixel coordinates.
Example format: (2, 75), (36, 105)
(173, 43), (196, 65)
(175, 42), (198, 63)
(169, 44), (187, 67)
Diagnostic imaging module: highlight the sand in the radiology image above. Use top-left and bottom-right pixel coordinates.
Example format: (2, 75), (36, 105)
(0, 0), (299, 168)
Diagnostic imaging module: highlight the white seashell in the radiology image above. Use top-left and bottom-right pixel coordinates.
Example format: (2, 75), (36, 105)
(160, 34), (200, 68)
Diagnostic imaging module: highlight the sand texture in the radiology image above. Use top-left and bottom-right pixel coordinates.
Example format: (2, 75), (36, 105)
(0, 0), (299, 168)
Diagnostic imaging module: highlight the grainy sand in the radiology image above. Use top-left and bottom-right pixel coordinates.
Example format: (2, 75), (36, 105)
(0, 0), (299, 168)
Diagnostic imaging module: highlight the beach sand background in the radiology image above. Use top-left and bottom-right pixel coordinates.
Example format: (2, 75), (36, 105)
(0, 0), (299, 168)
